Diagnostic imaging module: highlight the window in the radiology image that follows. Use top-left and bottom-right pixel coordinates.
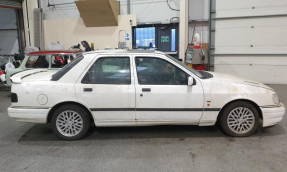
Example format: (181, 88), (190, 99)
(135, 57), (188, 85)
(165, 54), (203, 78)
(51, 56), (84, 81)
(135, 27), (156, 48)
(25, 55), (49, 68)
(82, 57), (131, 85)
(171, 29), (176, 51)
(51, 54), (71, 68)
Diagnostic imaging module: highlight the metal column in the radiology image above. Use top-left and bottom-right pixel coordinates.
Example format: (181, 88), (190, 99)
(15, 9), (23, 55)
(127, 0), (131, 14)
(208, 0), (216, 69)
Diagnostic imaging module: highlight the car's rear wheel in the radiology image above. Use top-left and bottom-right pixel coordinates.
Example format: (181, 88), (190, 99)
(52, 105), (90, 140)
(219, 101), (259, 137)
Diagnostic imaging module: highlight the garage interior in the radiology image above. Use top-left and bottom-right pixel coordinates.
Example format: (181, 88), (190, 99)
(0, 0), (287, 171)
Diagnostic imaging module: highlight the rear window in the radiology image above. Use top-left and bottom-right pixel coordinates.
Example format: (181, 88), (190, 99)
(51, 56), (84, 81)
(25, 55), (49, 68)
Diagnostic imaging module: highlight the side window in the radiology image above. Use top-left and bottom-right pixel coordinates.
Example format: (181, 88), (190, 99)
(51, 54), (69, 68)
(135, 57), (188, 85)
(25, 55), (49, 68)
(82, 57), (131, 85)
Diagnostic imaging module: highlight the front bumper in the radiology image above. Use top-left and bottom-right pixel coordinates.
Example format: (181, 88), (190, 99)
(261, 103), (285, 127)
(8, 106), (50, 124)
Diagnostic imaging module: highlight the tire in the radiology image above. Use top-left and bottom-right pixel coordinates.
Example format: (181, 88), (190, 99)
(219, 101), (259, 137)
(51, 105), (91, 140)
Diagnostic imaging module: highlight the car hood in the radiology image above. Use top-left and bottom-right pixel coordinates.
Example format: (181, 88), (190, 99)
(10, 69), (58, 83)
(207, 72), (274, 91)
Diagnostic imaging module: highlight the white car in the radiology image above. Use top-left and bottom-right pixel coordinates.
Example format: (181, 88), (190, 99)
(8, 50), (285, 140)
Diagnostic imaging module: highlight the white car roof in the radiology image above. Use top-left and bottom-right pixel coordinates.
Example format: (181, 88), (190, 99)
(82, 49), (166, 56)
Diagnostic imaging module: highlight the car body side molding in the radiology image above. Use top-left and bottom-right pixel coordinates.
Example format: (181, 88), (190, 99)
(90, 108), (221, 111)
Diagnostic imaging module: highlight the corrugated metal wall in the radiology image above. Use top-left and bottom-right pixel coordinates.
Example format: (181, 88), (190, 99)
(211, 0), (287, 84)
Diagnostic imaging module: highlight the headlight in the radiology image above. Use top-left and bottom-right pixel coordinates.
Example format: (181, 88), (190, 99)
(272, 94), (280, 104)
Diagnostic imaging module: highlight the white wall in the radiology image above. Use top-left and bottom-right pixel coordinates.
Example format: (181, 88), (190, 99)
(189, 0), (209, 20)
(120, 0), (180, 23)
(41, 0), (180, 23)
(41, 0), (80, 20)
(0, 8), (19, 55)
(44, 15), (137, 50)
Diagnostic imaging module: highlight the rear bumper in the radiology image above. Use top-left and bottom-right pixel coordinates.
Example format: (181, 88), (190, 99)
(8, 106), (50, 124)
(261, 103), (285, 127)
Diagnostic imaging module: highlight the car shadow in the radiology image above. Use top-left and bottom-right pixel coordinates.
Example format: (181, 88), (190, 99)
(17, 123), (286, 146)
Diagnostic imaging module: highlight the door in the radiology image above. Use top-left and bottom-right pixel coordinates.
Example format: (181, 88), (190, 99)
(157, 25), (179, 58)
(211, 0), (287, 84)
(133, 55), (204, 124)
(0, 8), (19, 55)
(75, 55), (136, 125)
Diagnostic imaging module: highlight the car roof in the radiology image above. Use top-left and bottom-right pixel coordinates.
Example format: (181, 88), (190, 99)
(83, 49), (166, 55)
(28, 50), (83, 55)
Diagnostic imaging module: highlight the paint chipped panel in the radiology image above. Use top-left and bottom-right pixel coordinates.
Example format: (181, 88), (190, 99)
(202, 80), (276, 109)
(11, 82), (77, 107)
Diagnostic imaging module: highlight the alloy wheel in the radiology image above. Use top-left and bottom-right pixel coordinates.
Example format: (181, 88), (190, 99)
(56, 110), (84, 137)
(227, 107), (255, 134)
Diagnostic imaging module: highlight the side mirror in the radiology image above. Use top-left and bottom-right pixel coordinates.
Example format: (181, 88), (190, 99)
(188, 76), (194, 86)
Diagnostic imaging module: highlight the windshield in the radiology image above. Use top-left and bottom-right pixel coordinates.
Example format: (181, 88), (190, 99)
(165, 54), (203, 78)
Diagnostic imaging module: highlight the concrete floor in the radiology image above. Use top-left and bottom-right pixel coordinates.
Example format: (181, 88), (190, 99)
(0, 84), (287, 172)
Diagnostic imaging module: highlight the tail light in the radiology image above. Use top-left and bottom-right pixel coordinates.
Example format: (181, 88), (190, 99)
(11, 93), (18, 103)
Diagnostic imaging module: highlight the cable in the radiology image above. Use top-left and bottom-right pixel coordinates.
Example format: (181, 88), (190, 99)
(137, 0), (154, 18)
(167, 0), (179, 11)
(170, 17), (179, 23)
(48, 0), (75, 7)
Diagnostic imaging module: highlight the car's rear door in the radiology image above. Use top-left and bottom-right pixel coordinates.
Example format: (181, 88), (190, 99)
(133, 54), (204, 124)
(75, 54), (136, 125)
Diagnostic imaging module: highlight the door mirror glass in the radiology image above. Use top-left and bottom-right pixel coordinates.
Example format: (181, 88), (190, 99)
(188, 76), (194, 86)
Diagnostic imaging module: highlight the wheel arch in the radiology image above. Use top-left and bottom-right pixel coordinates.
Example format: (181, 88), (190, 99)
(217, 99), (263, 120)
(47, 101), (94, 123)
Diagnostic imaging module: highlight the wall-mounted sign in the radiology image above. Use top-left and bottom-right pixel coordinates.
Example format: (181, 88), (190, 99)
(161, 36), (169, 42)
(126, 33), (130, 41)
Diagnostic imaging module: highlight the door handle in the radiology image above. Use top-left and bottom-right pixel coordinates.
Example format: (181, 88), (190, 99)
(83, 88), (93, 92)
(142, 88), (151, 92)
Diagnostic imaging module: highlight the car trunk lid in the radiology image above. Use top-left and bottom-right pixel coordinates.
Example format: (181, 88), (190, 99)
(10, 69), (57, 83)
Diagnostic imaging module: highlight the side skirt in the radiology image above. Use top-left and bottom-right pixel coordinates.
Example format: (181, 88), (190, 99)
(95, 120), (200, 127)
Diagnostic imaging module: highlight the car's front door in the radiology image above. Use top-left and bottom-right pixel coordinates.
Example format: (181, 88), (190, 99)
(75, 55), (136, 125)
(133, 55), (204, 124)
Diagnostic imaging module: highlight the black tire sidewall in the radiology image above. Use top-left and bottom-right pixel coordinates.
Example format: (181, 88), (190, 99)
(51, 105), (91, 140)
(219, 101), (259, 137)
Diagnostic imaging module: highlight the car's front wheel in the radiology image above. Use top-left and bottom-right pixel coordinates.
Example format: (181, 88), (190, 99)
(219, 101), (260, 137)
(52, 105), (91, 140)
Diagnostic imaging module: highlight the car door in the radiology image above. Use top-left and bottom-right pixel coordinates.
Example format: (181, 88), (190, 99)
(75, 55), (136, 125)
(133, 55), (204, 124)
